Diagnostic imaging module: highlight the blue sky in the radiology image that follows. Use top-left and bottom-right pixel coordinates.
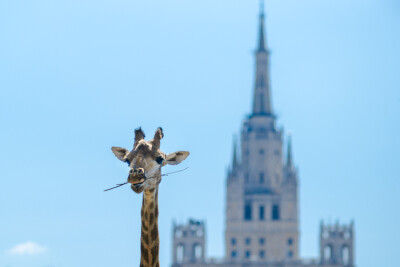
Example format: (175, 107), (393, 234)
(1, 0), (399, 267)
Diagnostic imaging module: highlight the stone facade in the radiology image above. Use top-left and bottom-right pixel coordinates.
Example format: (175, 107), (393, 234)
(172, 4), (355, 267)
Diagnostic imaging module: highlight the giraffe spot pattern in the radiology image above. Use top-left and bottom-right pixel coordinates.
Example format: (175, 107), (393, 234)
(149, 213), (154, 225)
(151, 245), (159, 265)
(151, 226), (158, 241)
(142, 230), (149, 245)
(141, 242), (149, 264)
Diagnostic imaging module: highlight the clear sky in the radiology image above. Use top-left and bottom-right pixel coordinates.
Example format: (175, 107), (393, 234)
(1, 0), (399, 267)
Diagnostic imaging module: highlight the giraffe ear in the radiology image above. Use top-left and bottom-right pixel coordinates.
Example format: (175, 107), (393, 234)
(111, 147), (130, 162)
(165, 151), (190, 165)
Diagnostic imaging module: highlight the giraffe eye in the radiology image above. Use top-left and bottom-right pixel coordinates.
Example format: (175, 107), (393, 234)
(155, 156), (164, 164)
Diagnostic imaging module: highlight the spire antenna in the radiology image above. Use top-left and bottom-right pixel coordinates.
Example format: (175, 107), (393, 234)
(260, 0), (265, 16)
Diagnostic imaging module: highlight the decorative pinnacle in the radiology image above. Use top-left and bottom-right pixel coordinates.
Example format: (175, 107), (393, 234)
(287, 134), (293, 167)
(232, 135), (238, 169)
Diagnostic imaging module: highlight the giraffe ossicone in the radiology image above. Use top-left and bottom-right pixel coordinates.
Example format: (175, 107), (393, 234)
(111, 127), (189, 267)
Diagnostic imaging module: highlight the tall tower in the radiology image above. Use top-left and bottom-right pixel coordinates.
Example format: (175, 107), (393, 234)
(225, 2), (299, 263)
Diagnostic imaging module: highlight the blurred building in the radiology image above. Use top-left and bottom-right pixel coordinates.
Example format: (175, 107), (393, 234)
(171, 4), (355, 267)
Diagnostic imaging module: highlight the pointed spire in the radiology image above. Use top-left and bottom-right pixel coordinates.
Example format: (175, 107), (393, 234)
(232, 136), (238, 169)
(252, 0), (272, 116)
(258, 0), (266, 52)
(287, 134), (293, 167)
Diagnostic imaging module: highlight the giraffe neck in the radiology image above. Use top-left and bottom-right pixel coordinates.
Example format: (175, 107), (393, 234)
(140, 186), (160, 267)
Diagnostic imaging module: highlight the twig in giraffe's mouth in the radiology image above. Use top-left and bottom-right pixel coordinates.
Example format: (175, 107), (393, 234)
(104, 167), (189, 192)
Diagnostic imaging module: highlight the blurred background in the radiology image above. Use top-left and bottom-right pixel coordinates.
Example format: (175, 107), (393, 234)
(1, 0), (399, 267)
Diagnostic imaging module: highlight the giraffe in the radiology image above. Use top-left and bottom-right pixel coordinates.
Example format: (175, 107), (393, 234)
(111, 127), (189, 267)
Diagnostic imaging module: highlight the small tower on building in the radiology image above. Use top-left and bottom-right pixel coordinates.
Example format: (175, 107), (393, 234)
(320, 221), (355, 267)
(172, 219), (206, 266)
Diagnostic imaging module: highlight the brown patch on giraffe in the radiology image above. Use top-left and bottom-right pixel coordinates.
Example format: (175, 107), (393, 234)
(142, 230), (149, 245)
(142, 223), (148, 232)
(154, 262), (160, 267)
(141, 243), (149, 264)
(151, 245), (159, 264)
(155, 205), (159, 218)
(148, 188), (156, 193)
(149, 213), (154, 226)
(149, 201), (154, 210)
(151, 226), (158, 241)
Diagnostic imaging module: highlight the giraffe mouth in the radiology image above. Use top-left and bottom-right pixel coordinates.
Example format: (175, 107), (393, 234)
(131, 178), (146, 185)
(128, 174), (146, 186)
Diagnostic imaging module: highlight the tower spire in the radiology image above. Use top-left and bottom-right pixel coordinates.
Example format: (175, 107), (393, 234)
(252, 0), (272, 116)
(258, 0), (266, 52)
(232, 136), (238, 169)
(287, 134), (293, 167)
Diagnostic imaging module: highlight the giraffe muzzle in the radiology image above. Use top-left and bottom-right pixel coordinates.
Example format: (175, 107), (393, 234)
(128, 168), (146, 185)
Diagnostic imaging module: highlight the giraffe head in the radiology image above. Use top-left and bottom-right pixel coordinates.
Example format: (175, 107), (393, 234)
(111, 127), (189, 193)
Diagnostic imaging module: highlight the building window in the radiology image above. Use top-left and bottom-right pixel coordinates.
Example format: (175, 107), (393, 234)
(231, 238), (236, 245)
(245, 237), (251, 245)
(287, 250), (293, 259)
(324, 245), (332, 261)
(259, 238), (265, 245)
(259, 206), (265, 220)
(194, 244), (202, 260)
(175, 230), (182, 237)
(272, 204), (280, 220)
(288, 238), (293, 246)
(259, 250), (265, 259)
(245, 203), (252, 220)
(342, 246), (349, 265)
(245, 250), (251, 259)
(259, 172), (264, 183)
(176, 244), (184, 263)
(231, 250), (237, 258)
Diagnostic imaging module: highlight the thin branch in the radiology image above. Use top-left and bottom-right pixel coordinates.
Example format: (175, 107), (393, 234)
(103, 167), (189, 192)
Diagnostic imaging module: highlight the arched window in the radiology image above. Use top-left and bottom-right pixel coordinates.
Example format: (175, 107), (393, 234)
(193, 244), (202, 260)
(176, 244), (184, 263)
(175, 230), (182, 238)
(324, 245), (332, 261)
(342, 246), (349, 265)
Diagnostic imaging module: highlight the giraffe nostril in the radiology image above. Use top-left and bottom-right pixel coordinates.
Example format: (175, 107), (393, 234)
(137, 168), (144, 174)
